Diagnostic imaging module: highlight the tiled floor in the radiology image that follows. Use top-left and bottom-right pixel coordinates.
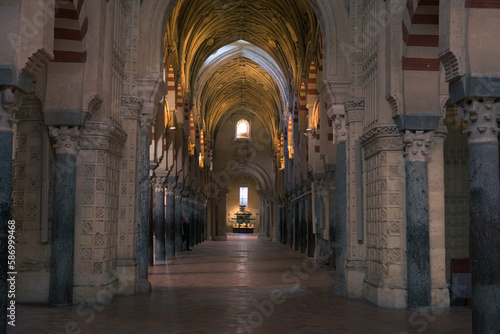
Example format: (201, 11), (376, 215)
(9, 234), (471, 333)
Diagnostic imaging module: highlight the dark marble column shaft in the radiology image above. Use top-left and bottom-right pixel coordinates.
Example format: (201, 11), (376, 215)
(460, 99), (500, 333)
(300, 199), (307, 254)
(277, 204), (282, 243)
(189, 198), (195, 247)
(334, 140), (347, 296)
(136, 124), (152, 293)
(0, 130), (13, 330)
(289, 203), (294, 248)
(48, 126), (81, 305)
(307, 197), (315, 258)
(174, 185), (183, 252)
(404, 130), (432, 309)
(154, 179), (166, 262)
(165, 181), (176, 257)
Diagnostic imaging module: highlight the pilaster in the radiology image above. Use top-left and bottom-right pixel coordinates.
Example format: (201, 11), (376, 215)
(344, 99), (366, 298)
(165, 178), (176, 257)
(153, 174), (166, 262)
(117, 96), (143, 295)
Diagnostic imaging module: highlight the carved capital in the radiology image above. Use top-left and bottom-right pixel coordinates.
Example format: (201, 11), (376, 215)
(122, 96), (143, 120)
(458, 98), (500, 144)
(154, 175), (166, 191)
(334, 114), (347, 143)
(140, 112), (155, 129)
(49, 126), (81, 155)
(403, 130), (432, 162)
(0, 89), (21, 132)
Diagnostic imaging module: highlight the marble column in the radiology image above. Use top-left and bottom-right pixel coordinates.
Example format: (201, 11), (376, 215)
(136, 112), (154, 293)
(333, 113), (348, 297)
(0, 89), (20, 330)
(459, 98), (500, 333)
(174, 184), (183, 253)
(289, 202), (294, 249)
(165, 179), (176, 257)
(300, 199), (307, 254)
(153, 175), (166, 262)
(214, 189), (228, 241)
(307, 196), (315, 258)
(48, 126), (81, 305)
(404, 130), (432, 309)
(189, 197), (195, 248)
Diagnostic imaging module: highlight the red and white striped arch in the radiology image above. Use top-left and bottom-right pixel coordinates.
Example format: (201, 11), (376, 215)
(53, 0), (88, 63)
(402, 0), (440, 72)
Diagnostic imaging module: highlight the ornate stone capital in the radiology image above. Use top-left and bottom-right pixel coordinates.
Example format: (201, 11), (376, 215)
(403, 130), (432, 162)
(458, 98), (500, 144)
(154, 175), (166, 191)
(345, 99), (365, 125)
(122, 96), (143, 120)
(49, 126), (81, 155)
(0, 89), (21, 132)
(140, 112), (155, 129)
(334, 114), (347, 143)
(80, 121), (127, 154)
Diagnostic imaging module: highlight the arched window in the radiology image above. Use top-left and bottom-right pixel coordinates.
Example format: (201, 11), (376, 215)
(236, 119), (250, 139)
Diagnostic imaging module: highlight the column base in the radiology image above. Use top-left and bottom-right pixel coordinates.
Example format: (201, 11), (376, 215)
(332, 278), (347, 297)
(136, 279), (151, 294)
(73, 274), (120, 304)
(213, 234), (227, 241)
(432, 287), (450, 309)
(362, 280), (407, 310)
(115, 262), (138, 296)
(345, 261), (366, 299)
(258, 233), (269, 241)
(16, 270), (50, 303)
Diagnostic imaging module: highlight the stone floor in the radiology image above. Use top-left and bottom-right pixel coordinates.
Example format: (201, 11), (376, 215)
(9, 234), (472, 334)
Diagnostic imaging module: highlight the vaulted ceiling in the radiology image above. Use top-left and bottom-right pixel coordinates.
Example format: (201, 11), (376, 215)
(165, 0), (319, 140)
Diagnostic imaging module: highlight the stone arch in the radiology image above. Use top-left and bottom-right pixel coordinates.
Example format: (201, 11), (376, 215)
(218, 162), (272, 192)
(307, 0), (350, 82)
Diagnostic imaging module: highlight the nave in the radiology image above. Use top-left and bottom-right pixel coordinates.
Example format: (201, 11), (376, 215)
(10, 235), (471, 334)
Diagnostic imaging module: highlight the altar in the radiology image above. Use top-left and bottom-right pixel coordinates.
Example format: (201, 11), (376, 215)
(231, 205), (256, 234)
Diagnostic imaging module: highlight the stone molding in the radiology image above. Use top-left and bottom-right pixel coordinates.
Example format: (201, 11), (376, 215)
(403, 130), (432, 162)
(49, 125), (82, 155)
(80, 121), (127, 155)
(360, 125), (403, 158)
(344, 98), (365, 112)
(122, 96), (143, 120)
(346, 110), (364, 125)
(458, 98), (500, 144)
(0, 88), (21, 132)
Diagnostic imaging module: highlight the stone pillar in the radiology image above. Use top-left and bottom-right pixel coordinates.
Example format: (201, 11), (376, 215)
(153, 175), (166, 262)
(48, 126), (81, 305)
(174, 184), (183, 252)
(306, 196), (315, 258)
(459, 98), (500, 333)
(289, 201), (295, 249)
(165, 178), (176, 257)
(333, 112), (348, 296)
(0, 89), (19, 330)
(117, 97), (143, 295)
(214, 189), (228, 241)
(428, 126), (450, 308)
(404, 130), (432, 309)
(188, 197), (195, 248)
(300, 198), (307, 254)
(136, 112), (154, 293)
(344, 100), (366, 297)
